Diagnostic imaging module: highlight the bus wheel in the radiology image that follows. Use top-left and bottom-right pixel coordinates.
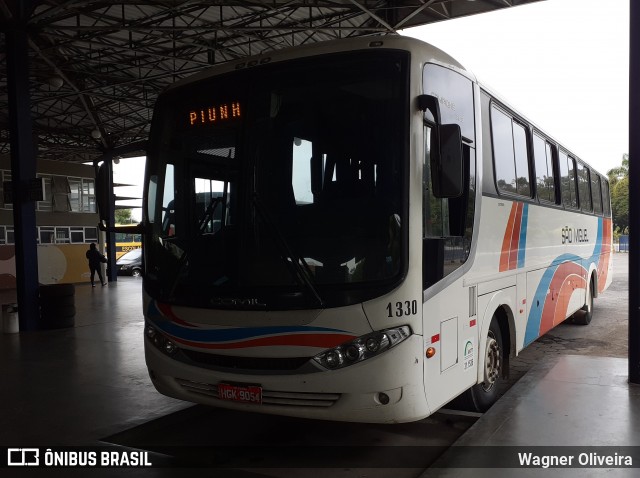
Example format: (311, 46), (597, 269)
(573, 279), (594, 326)
(467, 318), (504, 412)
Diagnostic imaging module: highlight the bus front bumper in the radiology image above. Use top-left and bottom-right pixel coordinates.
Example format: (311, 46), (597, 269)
(145, 334), (431, 423)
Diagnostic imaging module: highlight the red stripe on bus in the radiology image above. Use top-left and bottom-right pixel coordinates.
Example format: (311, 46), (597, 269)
(499, 203), (518, 272)
(508, 202), (523, 271)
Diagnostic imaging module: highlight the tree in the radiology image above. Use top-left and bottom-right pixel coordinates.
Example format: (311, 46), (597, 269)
(607, 153), (629, 234)
(115, 208), (133, 224)
(607, 153), (629, 187)
(611, 176), (629, 233)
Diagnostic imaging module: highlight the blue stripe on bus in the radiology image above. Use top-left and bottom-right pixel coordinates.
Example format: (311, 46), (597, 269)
(146, 304), (349, 343)
(524, 217), (603, 346)
(517, 203), (529, 268)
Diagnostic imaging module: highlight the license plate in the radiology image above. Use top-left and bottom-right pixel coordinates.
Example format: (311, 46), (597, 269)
(218, 383), (262, 404)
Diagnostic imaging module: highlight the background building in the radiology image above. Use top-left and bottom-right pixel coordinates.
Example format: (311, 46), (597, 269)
(0, 154), (98, 288)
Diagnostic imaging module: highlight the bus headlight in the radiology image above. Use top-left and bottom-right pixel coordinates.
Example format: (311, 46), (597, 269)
(145, 323), (178, 356)
(313, 326), (411, 370)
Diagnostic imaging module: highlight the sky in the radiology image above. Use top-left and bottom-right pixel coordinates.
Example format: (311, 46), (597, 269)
(403, 0), (629, 176)
(114, 0), (630, 221)
(112, 156), (145, 221)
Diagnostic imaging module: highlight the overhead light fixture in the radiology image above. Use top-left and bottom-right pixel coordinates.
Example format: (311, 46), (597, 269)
(91, 129), (102, 140)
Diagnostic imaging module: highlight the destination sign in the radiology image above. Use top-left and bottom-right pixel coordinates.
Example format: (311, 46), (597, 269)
(188, 102), (241, 126)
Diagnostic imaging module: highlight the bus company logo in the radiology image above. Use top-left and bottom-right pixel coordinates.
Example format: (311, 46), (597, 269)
(561, 226), (589, 244)
(211, 297), (267, 308)
(8, 448), (39, 466)
(464, 340), (474, 357)
(463, 340), (474, 371)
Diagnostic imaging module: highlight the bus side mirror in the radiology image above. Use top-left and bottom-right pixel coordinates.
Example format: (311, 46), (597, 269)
(431, 124), (463, 198)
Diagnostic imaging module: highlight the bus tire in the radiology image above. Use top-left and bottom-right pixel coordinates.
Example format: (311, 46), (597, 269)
(573, 278), (594, 326)
(465, 317), (505, 412)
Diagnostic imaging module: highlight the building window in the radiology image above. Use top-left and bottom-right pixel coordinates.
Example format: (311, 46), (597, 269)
(85, 227), (98, 243)
(6, 227), (14, 244)
(82, 179), (96, 213)
(1, 171), (12, 209)
(491, 106), (531, 197)
(37, 175), (53, 212)
(52, 176), (71, 212)
(68, 177), (96, 213)
(71, 227), (85, 243)
(55, 227), (70, 244)
(40, 227), (55, 244)
(69, 177), (81, 211)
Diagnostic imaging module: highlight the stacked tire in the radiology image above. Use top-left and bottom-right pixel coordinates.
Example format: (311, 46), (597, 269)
(39, 284), (75, 329)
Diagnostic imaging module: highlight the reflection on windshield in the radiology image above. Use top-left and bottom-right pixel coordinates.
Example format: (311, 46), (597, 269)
(147, 51), (408, 308)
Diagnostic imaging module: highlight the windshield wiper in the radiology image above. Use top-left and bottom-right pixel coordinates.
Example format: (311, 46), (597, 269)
(252, 192), (324, 308)
(198, 196), (222, 233)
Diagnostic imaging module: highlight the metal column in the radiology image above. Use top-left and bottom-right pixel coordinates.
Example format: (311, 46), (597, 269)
(629, 0), (640, 384)
(105, 156), (117, 283)
(5, 0), (40, 331)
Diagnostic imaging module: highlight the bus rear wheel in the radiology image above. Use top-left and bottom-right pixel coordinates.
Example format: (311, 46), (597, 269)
(464, 317), (505, 412)
(572, 278), (594, 326)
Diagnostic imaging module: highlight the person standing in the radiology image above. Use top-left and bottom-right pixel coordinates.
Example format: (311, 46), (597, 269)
(86, 243), (107, 287)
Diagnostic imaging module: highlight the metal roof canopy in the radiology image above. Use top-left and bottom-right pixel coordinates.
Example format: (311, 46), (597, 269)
(1, 0), (542, 164)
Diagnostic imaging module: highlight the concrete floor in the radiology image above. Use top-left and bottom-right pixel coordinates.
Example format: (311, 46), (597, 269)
(2, 256), (640, 477)
(0, 278), (190, 446)
(423, 355), (640, 477)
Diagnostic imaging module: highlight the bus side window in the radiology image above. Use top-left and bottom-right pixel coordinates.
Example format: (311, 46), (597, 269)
(423, 126), (475, 289)
(603, 179), (611, 217)
(591, 169), (603, 215)
(532, 133), (557, 203)
(491, 105), (531, 198)
(577, 161), (592, 212)
(559, 151), (578, 209)
(161, 164), (176, 236)
(292, 138), (314, 205)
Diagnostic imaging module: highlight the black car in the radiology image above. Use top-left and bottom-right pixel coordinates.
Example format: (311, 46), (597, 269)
(116, 248), (143, 277)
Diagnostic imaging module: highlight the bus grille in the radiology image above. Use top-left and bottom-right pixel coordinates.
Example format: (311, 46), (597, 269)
(175, 378), (340, 408)
(181, 349), (311, 371)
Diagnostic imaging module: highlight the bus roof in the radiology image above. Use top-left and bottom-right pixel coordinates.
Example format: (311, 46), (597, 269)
(163, 35), (474, 93)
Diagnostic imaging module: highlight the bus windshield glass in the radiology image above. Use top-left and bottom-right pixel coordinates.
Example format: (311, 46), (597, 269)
(146, 51), (408, 309)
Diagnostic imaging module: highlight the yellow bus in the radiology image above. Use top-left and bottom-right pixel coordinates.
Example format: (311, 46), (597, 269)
(113, 226), (141, 259)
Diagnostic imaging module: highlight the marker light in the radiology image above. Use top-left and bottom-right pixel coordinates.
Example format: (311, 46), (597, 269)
(145, 325), (156, 339)
(145, 322), (179, 357)
(314, 326), (411, 371)
(377, 392), (390, 405)
(164, 340), (178, 355)
(426, 347), (436, 359)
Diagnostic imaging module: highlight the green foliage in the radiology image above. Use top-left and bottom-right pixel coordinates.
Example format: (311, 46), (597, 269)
(607, 153), (628, 186)
(608, 153), (629, 234)
(115, 208), (133, 224)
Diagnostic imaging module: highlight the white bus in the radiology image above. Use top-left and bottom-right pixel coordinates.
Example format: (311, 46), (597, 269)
(138, 36), (612, 423)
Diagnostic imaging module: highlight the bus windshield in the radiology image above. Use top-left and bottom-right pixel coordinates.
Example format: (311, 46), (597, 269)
(145, 51), (408, 309)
